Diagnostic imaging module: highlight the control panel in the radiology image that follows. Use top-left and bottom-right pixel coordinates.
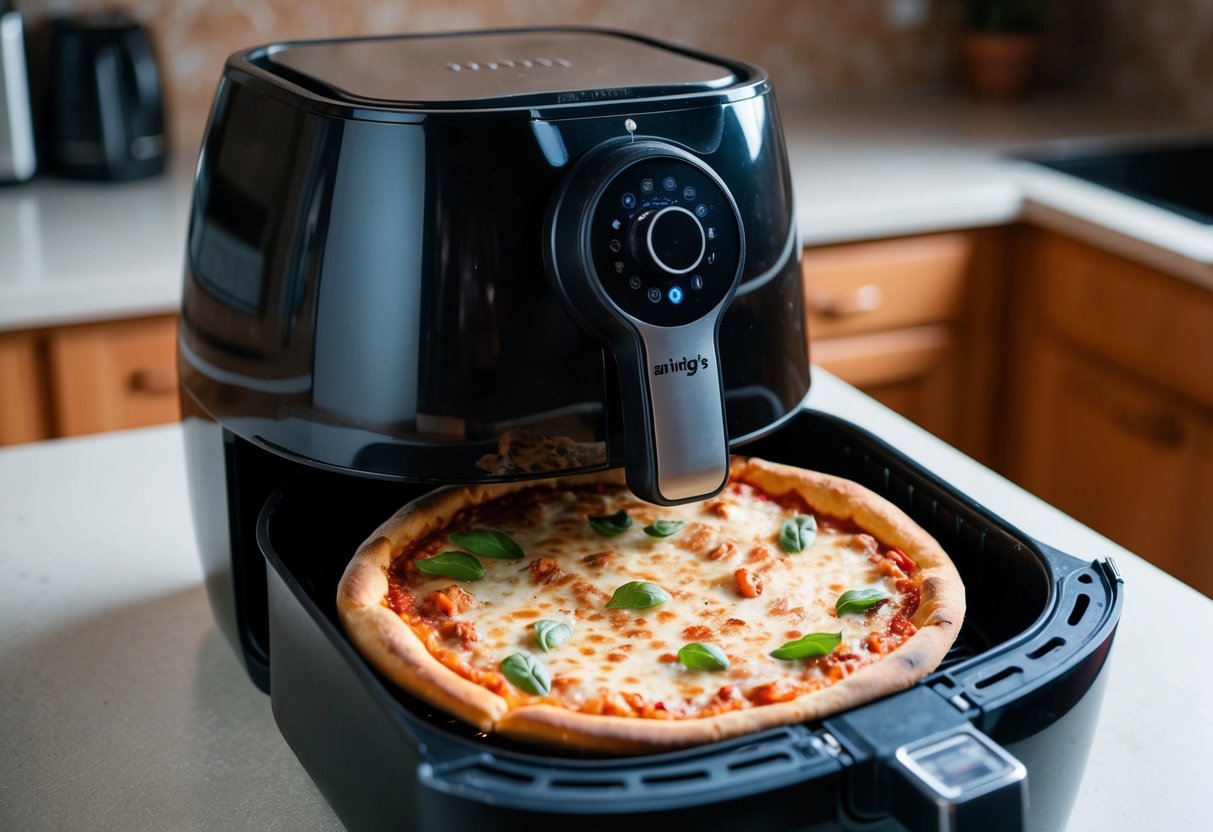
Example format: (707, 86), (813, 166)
(589, 157), (741, 327)
(545, 139), (744, 505)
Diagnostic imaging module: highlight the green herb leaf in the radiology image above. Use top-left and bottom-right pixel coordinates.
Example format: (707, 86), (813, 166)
(779, 515), (818, 553)
(835, 588), (891, 615)
(589, 509), (633, 537)
(448, 529), (524, 560)
(770, 631), (842, 661)
(534, 620), (573, 652)
(414, 551), (485, 582)
(605, 580), (671, 609)
(499, 652), (551, 696)
(677, 642), (729, 671)
(643, 519), (686, 538)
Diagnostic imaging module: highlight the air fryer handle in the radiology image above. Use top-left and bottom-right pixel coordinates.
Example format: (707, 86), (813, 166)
(615, 316), (729, 504)
(887, 725), (1028, 832)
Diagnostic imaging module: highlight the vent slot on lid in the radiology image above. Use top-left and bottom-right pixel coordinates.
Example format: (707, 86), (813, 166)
(549, 778), (627, 790)
(974, 666), (1023, 690)
(1027, 637), (1066, 660)
(1067, 594), (1091, 626)
(728, 751), (793, 771)
(641, 769), (711, 785)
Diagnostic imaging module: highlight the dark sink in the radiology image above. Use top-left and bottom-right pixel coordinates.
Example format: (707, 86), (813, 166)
(1026, 141), (1213, 225)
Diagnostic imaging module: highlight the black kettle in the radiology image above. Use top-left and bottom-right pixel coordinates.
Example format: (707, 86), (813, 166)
(44, 10), (166, 180)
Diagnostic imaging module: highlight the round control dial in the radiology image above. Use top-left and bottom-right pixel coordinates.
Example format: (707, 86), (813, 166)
(632, 206), (705, 276)
(589, 155), (742, 328)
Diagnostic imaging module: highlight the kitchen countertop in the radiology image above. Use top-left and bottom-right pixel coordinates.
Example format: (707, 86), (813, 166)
(1, 369), (1210, 831)
(1, 92), (1210, 333)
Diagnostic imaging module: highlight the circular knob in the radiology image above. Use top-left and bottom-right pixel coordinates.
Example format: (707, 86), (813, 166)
(631, 206), (705, 276)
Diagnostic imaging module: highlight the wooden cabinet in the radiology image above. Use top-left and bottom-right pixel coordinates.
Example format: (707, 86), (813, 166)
(1006, 230), (1213, 596)
(803, 230), (1006, 462)
(0, 315), (179, 446)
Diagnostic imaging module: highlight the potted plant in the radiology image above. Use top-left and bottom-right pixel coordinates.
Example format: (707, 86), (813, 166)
(958, 0), (1052, 99)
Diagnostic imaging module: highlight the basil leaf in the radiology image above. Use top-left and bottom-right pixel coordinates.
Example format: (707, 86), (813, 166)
(499, 652), (551, 696)
(414, 551), (485, 582)
(643, 519), (685, 538)
(779, 514), (818, 553)
(448, 529), (524, 560)
(588, 509), (633, 536)
(835, 588), (891, 615)
(770, 631), (842, 661)
(605, 580), (671, 609)
(677, 642), (729, 671)
(534, 620), (572, 652)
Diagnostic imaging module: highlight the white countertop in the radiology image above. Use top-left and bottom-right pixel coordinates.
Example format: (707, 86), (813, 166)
(2, 93), (1211, 333)
(1, 369), (1210, 831)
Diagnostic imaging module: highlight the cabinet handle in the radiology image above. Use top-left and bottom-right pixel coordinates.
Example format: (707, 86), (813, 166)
(806, 284), (884, 318)
(128, 367), (177, 395)
(1112, 406), (1187, 448)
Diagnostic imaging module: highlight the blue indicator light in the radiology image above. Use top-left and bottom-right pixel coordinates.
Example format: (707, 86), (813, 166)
(668, 286), (684, 305)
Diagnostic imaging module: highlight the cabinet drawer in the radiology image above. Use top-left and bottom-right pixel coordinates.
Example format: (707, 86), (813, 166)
(803, 232), (973, 340)
(47, 315), (180, 437)
(0, 331), (51, 445)
(1033, 233), (1213, 408)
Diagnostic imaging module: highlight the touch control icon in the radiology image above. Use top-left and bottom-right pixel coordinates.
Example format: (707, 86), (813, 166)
(646, 287), (662, 303)
(668, 286), (684, 304)
(622, 193), (637, 209)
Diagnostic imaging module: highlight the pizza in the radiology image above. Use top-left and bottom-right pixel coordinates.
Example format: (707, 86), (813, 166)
(336, 457), (964, 754)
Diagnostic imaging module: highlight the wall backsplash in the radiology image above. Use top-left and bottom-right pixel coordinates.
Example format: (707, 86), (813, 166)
(15, 0), (1212, 154)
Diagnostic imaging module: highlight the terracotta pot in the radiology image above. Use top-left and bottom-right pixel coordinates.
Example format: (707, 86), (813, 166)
(959, 32), (1042, 100)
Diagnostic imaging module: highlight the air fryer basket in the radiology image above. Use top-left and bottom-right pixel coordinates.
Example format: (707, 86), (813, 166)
(257, 410), (1121, 831)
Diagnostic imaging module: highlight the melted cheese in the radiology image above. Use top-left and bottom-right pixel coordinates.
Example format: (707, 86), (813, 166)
(399, 482), (915, 715)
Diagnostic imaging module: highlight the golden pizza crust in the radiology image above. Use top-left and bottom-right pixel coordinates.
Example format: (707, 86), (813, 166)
(336, 458), (965, 755)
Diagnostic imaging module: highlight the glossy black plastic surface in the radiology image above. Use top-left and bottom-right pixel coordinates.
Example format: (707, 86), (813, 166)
(178, 28), (807, 485)
(255, 410), (1122, 832)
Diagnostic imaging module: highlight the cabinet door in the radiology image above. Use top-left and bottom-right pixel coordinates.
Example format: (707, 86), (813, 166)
(0, 331), (51, 445)
(1012, 339), (1210, 594)
(46, 315), (180, 437)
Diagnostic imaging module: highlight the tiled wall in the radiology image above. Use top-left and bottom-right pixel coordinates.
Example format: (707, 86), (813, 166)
(16, 0), (1212, 152)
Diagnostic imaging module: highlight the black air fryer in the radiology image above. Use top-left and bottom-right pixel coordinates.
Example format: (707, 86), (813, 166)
(179, 29), (1122, 832)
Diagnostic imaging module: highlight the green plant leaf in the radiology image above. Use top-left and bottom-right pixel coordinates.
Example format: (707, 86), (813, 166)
(414, 551), (485, 582)
(643, 519), (686, 538)
(779, 515), (818, 553)
(534, 620), (572, 652)
(499, 652), (551, 696)
(835, 588), (891, 615)
(448, 529), (524, 560)
(588, 509), (633, 536)
(677, 642), (729, 671)
(604, 580), (670, 609)
(770, 631), (842, 661)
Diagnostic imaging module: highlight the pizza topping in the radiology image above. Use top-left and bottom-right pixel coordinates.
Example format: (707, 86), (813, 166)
(887, 547), (918, 575)
(416, 552), (486, 582)
(779, 515), (818, 553)
(643, 519), (685, 538)
(835, 588), (891, 615)
(439, 619), (478, 646)
(448, 529), (524, 560)
(770, 631), (842, 661)
(707, 541), (737, 560)
(605, 580), (671, 609)
(588, 509), (633, 537)
(500, 652), (551, 696)
(419, 585), (476, 617)
(534, 619), (573, 652)
(681, 624), (714, 641)
(529, 557), (563, 585)
(677, 642), (730, 671)
(734, 568), (763, 598)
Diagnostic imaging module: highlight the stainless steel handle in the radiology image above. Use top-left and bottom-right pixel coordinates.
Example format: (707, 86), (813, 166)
(633, 317), (729, 502)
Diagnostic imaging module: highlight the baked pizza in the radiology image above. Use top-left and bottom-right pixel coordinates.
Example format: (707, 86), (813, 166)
(336, 457), (964, 754)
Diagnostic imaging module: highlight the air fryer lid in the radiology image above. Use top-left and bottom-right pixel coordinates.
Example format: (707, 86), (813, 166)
(259, 29), (739, 107)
